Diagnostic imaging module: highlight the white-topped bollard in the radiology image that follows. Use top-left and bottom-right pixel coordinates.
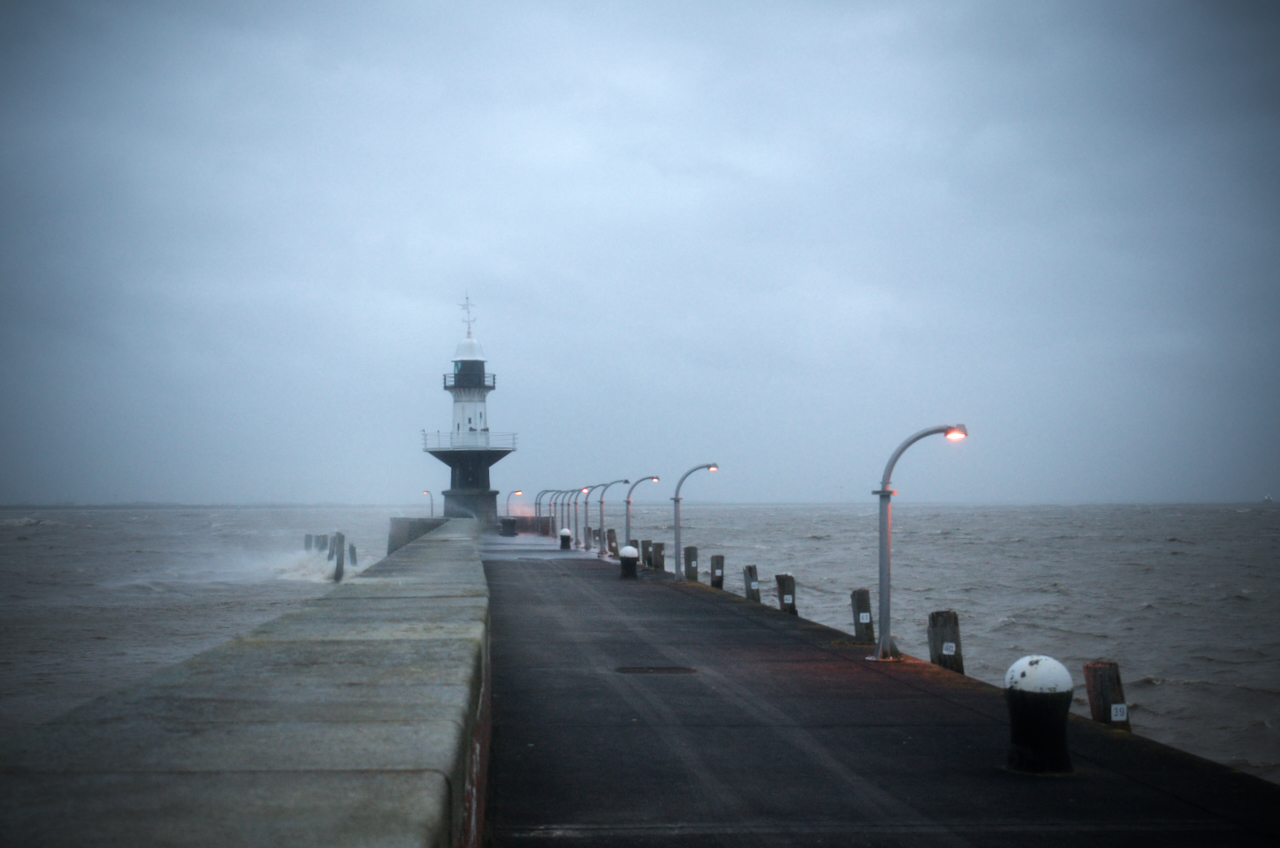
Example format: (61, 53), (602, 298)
(619, 545), (639, 580)
(1005, 655), (1074, 773)
(559, 528), (572, 550)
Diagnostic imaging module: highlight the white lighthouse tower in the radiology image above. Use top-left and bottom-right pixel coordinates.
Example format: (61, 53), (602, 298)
(423, 299), (515, 525)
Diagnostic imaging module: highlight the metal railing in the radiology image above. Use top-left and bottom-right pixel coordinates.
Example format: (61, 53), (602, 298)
(443, 373), (496, 389)
(422, 431), (518, 451)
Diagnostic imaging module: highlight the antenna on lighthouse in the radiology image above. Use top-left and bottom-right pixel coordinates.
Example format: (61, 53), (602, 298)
(460, 295), (476, 338)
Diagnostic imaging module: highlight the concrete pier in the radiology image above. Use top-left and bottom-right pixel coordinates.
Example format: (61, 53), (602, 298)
(1, 519), (489, 848)
(4, 525), (1277, 846)
(482, 543), (1279, 847)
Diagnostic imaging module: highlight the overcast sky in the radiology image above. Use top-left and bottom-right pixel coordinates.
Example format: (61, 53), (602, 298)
(2, 1), (1277, 506)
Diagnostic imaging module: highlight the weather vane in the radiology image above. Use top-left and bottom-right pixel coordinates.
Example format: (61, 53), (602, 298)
(460, 294), (476, 338)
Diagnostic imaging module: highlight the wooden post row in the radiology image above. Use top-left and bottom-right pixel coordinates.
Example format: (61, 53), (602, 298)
(710, 554), (724, 589)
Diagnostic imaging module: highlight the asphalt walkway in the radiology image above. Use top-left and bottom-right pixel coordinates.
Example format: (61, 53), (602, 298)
(482, 536), (1278, 847)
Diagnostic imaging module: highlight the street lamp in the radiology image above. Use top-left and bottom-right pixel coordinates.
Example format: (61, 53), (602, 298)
(535, 490), (553, 535)
(596, 479), (629, 557)
(672, 463), (718, 582)
(550, 490), (567, 533)
(557, 490), (571, 534)
(422, 490), (434, 517)
(506, 490), (523, 517)
(870, 424), (967, 662)
(580, 485), (603, 548)
(624, 476), (660, 552)
(573, 489), (586, 548)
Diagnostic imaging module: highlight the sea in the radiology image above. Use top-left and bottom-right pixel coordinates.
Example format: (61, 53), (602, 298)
(1, 502), (1277, 785)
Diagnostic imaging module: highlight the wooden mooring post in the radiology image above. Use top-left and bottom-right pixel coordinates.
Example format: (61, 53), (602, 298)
(927, 610), (964, 674)
(333, 532), (346, 582)
(305, 534), (313, 551)
(709, 555), (725, 589)
(651, 542), (665, 571)
(776, 573), (797, 615)
(1083, 660), (1132, 732)
(348, 542), (357, 568)
(683, 546), (698, 582)
(640, 540), (653, 568)
(850, 589), (875, 643)
(743, 565), (761, 602)
(607, 529), (618, 556)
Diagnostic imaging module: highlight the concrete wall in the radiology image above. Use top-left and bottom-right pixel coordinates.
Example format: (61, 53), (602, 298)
(0, 518), (490, 848)
(387, 516), (450, 555)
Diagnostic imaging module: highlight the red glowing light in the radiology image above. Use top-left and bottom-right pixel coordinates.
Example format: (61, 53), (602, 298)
(945, 428), (967, 441)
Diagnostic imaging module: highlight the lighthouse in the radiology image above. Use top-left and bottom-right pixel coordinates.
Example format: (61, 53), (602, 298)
(423, 301), (515, 526)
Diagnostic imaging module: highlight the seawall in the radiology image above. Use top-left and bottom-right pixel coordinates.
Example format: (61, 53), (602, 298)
(0, 518), (489, 848)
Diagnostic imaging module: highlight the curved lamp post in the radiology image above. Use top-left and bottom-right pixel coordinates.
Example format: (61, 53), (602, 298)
(624, 476), (660, 551)
(535, 489), (553, 535)
(552, 490), (568, 533)
(422, 490), (434, 517)
(870, 424), (967, 661)
(672, 463), (718, 582)
(573, 487), (592, 548)
(596, 479), (629, 557)
(581, 484), (605, 548)
(506, 490), (523, 517)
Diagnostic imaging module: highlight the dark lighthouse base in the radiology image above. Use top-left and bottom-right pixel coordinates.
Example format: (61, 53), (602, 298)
(443, 488), (500, 527)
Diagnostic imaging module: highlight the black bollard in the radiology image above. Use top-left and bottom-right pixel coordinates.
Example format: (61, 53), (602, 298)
(619, 545), (639, 579)
(348, 542), (357, 568)
(305, 534), (313, 551)
(641, 540), (653, 568)
(927, 610), (965, 675)
(683, 546), (699, 582)
(652, 542), (665, 571)
(743, 565), (761, 602)
(1083, 660), (1132, 732)
(333, 532), (345, 582)
(850, 589), (875, 643)
(710, 554), (724, 589)
(776, 573), (797, 615)
(559, 528), (572, 550)
(1005, 655), (1074, 773)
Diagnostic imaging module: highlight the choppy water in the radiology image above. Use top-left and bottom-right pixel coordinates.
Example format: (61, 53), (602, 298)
(1, 503), (1277, 786)
(0, 506), (408, 732)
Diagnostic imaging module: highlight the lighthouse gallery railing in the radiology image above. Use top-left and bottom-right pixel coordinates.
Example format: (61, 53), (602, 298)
(422, 431), (518, 451)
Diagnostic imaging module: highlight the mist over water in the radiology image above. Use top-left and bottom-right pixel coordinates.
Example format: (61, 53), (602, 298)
(2, 502), (1276, 786)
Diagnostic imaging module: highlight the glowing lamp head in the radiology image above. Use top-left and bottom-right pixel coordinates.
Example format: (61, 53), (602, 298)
(581, 488), (589, 493)
(945, 425), (968, 441)
(709, 465), (719, 472)
(651, 477), (660, 483)
(513, 490), (523, 496)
